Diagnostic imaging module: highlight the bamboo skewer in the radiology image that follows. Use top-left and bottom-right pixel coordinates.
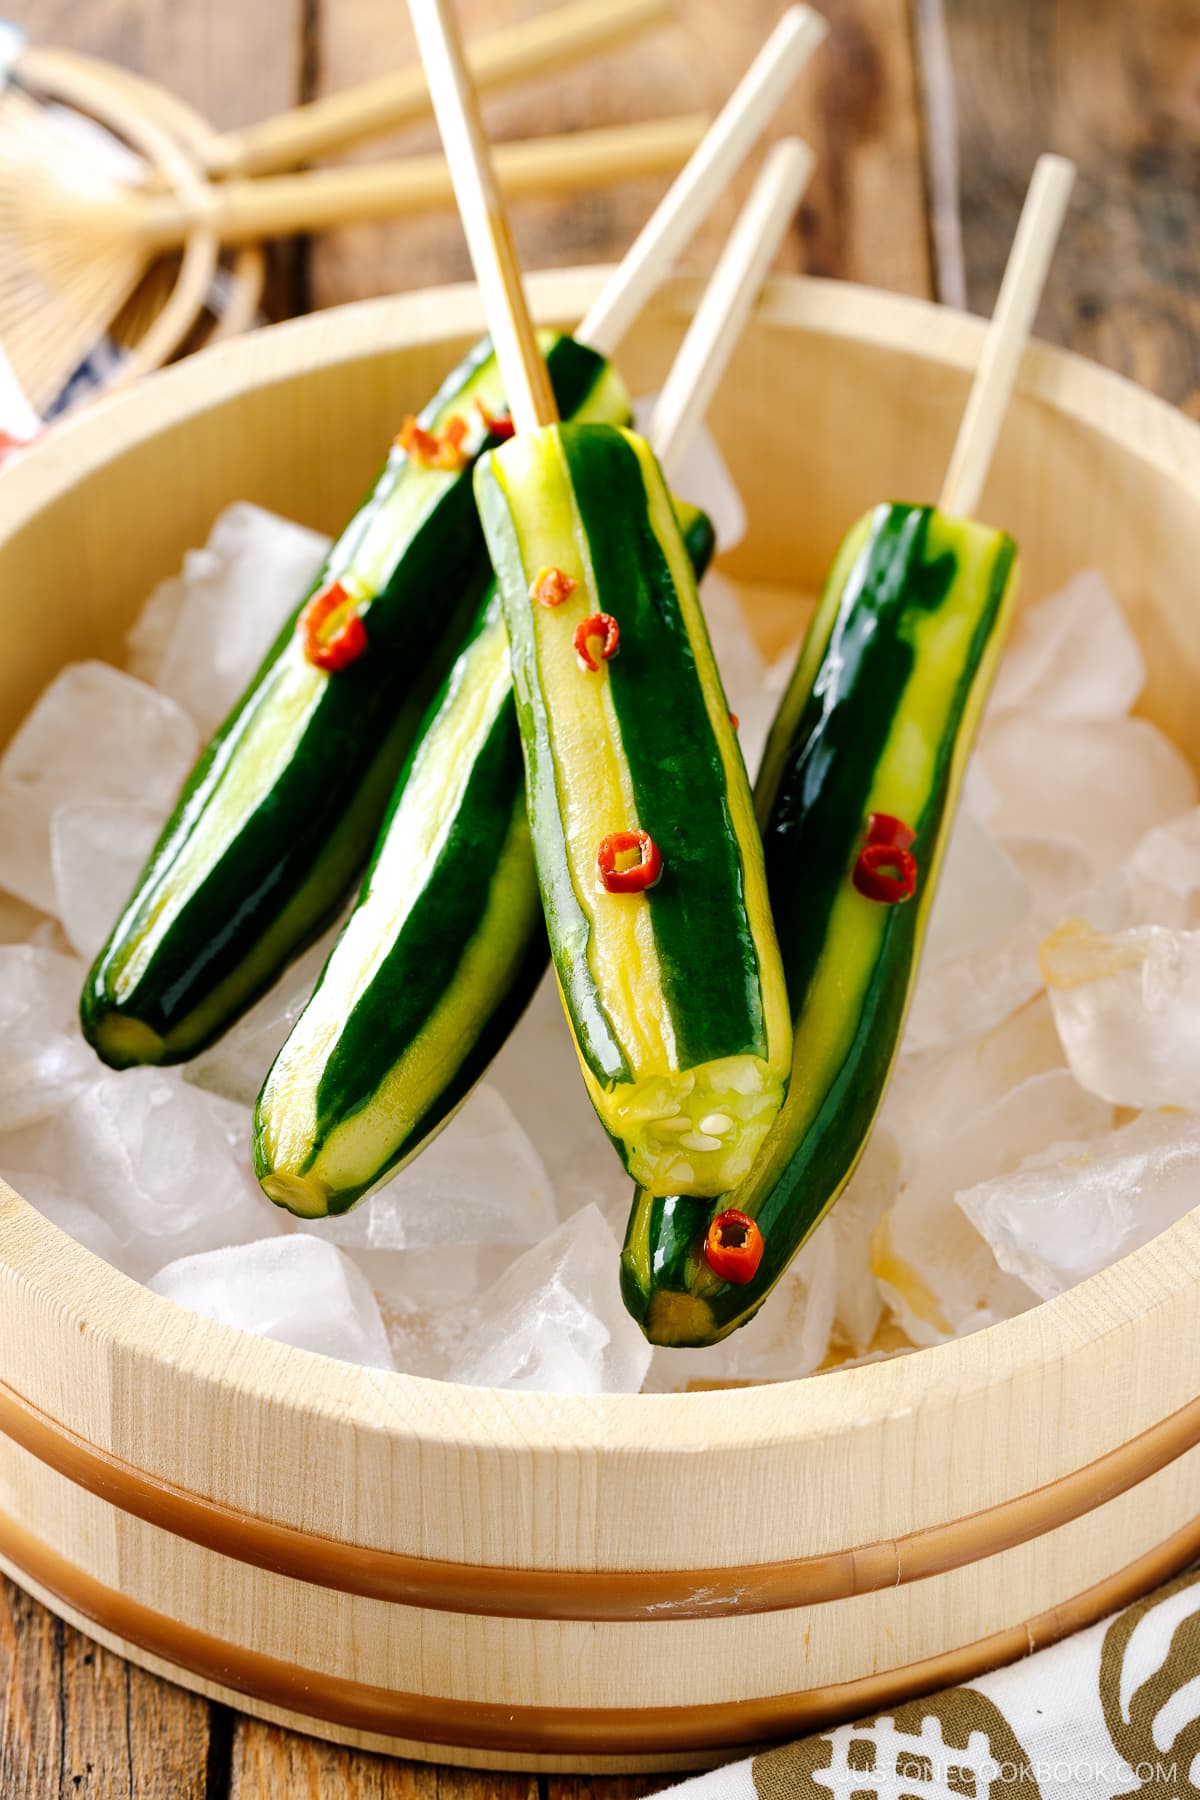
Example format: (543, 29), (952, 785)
(70, 116), (712, 250)
(650, 137), (815, 479)
(578, 5), (825, 359)
(409, 0), (821, 475)
(408, 0), (558, 434)
(409, 0), (827, 433)
(399, 0), (823, 383)
(939, 153), (1076, 518)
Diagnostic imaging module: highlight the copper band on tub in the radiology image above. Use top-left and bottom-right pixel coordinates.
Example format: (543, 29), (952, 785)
(1, 1375), (1199, 1621)
(1, 1503), (1199, 1756)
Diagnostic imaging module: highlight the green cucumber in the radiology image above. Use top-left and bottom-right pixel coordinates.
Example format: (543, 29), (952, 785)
(252, 501), (715, 1218)
(475, 422), (791, 1200)
(622, 502), (1019, 1346)
(80, 335), (626, 1068)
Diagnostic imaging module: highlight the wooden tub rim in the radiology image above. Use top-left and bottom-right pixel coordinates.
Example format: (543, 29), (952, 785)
(0, 268), (1198, 1471)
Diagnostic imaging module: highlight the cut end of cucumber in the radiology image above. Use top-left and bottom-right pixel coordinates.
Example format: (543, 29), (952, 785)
(641, 1286), (723, 1349)
(256, 1164), (337, 1220)
(590, 1056), (787, 1199)
(81, 1008), (167, 1071)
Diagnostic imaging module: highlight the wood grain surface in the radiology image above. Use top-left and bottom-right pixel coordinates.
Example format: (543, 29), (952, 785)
(941, 0), (1200, 416)
(309, 0), (932, 307)
(1, 0), (1198, 1793)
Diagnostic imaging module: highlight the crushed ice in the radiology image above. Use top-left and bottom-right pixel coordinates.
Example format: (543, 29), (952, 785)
(1, 494), (1197, 1393)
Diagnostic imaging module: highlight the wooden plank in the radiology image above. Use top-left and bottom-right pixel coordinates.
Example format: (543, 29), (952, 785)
(230, 1719), (539, 1798)
(934, 0), (1200, 415)
(6, 0), (304, 131)
(0, 1575), (223, 1799)
(310, 0), (933, 310)
(544, 1775), (667, 1800)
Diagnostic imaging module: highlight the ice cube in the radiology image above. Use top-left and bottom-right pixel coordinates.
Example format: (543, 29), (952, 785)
(184, 917), (346, 1107)
(124, 571), (186, 687)
(904, 836), (1094, 1055)
(0, 945), (92, 1130)
(0, 890), (51, 944)
(728, 638), (806, 784)
(311, 1082), (555, 1251)
(0, 663), (197, 912)
(487, 970), (629, 1220)
(887, 995), (1065, 1178)
(698, 570), (765, 709)
(1008, 832), (1121, 926)
(922, 810), (1030, 971)
(871, 1199), (1033, 1349)
(960, 756), (1000, 825)
(1127, 809), (1200, 929)
(50, 798), (163, 960)
(1041, 918), (1200, 1109)
(975, 714), (1196, 874)
(958, 1110), (1200, 1301)
(988, 572), (1145, 720)
(632, 403), (746, 552)
(829, 1123), (901, 1353)
(452, 1205), (651, 1394)
(872, 1068), (1110, 1345)
(375, 1245), (504, 1380)
(149, 1235), (394, 1369)
(0, 1166), (124, 1267)
(645, 1225), (837, 1391)
(10, 1068), (287, 1280)
(904, 924), (1042, 1057)
(143, 504), (330, 735)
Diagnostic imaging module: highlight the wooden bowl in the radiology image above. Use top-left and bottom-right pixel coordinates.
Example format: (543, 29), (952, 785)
(1, 272), (1198, 1776)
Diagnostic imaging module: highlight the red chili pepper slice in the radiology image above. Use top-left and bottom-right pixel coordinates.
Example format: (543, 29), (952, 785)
(574, 612), (620, 671)
(300, 581), (369, 674)
(441, 414), (469, 455)
(853, 841), (918, 903)
(530, 565), (578, 608)
(597, 829), (662, 894)
(865, 811), (916, 851)
(476, 399), (516, 441)
(704, 1209), (764, 1284)
(728, 711), (740, 730)
(396, 414), (470, 471)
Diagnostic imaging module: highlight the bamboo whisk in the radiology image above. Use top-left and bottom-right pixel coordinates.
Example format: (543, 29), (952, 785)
(0, 0), (682, 416)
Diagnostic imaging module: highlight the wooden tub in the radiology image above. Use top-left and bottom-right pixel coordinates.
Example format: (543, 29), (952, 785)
(0, 271), (1198, 1774)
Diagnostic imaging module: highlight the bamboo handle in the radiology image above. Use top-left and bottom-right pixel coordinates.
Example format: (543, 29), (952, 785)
(939, 153), (1076, 519)
(408, 0), (557, 434)
(209, 0), (670, 178)
(125, 116), (709, 249)
(651, 139), (814, 480)
(576, 4), (826, 358)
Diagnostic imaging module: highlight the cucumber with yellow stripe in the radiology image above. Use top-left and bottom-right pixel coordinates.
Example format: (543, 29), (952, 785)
(621, 502), (1019, 1345)
(80, 334), (627, 1069)
(252, 502), (715, 1218)
(475, 421), (792, 1201)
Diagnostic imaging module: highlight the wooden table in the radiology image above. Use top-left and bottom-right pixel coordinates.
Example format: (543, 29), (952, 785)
(2, 0), (1198, 1792)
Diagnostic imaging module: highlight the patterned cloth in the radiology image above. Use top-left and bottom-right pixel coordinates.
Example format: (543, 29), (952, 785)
(659, 1566), (1200, 1800)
